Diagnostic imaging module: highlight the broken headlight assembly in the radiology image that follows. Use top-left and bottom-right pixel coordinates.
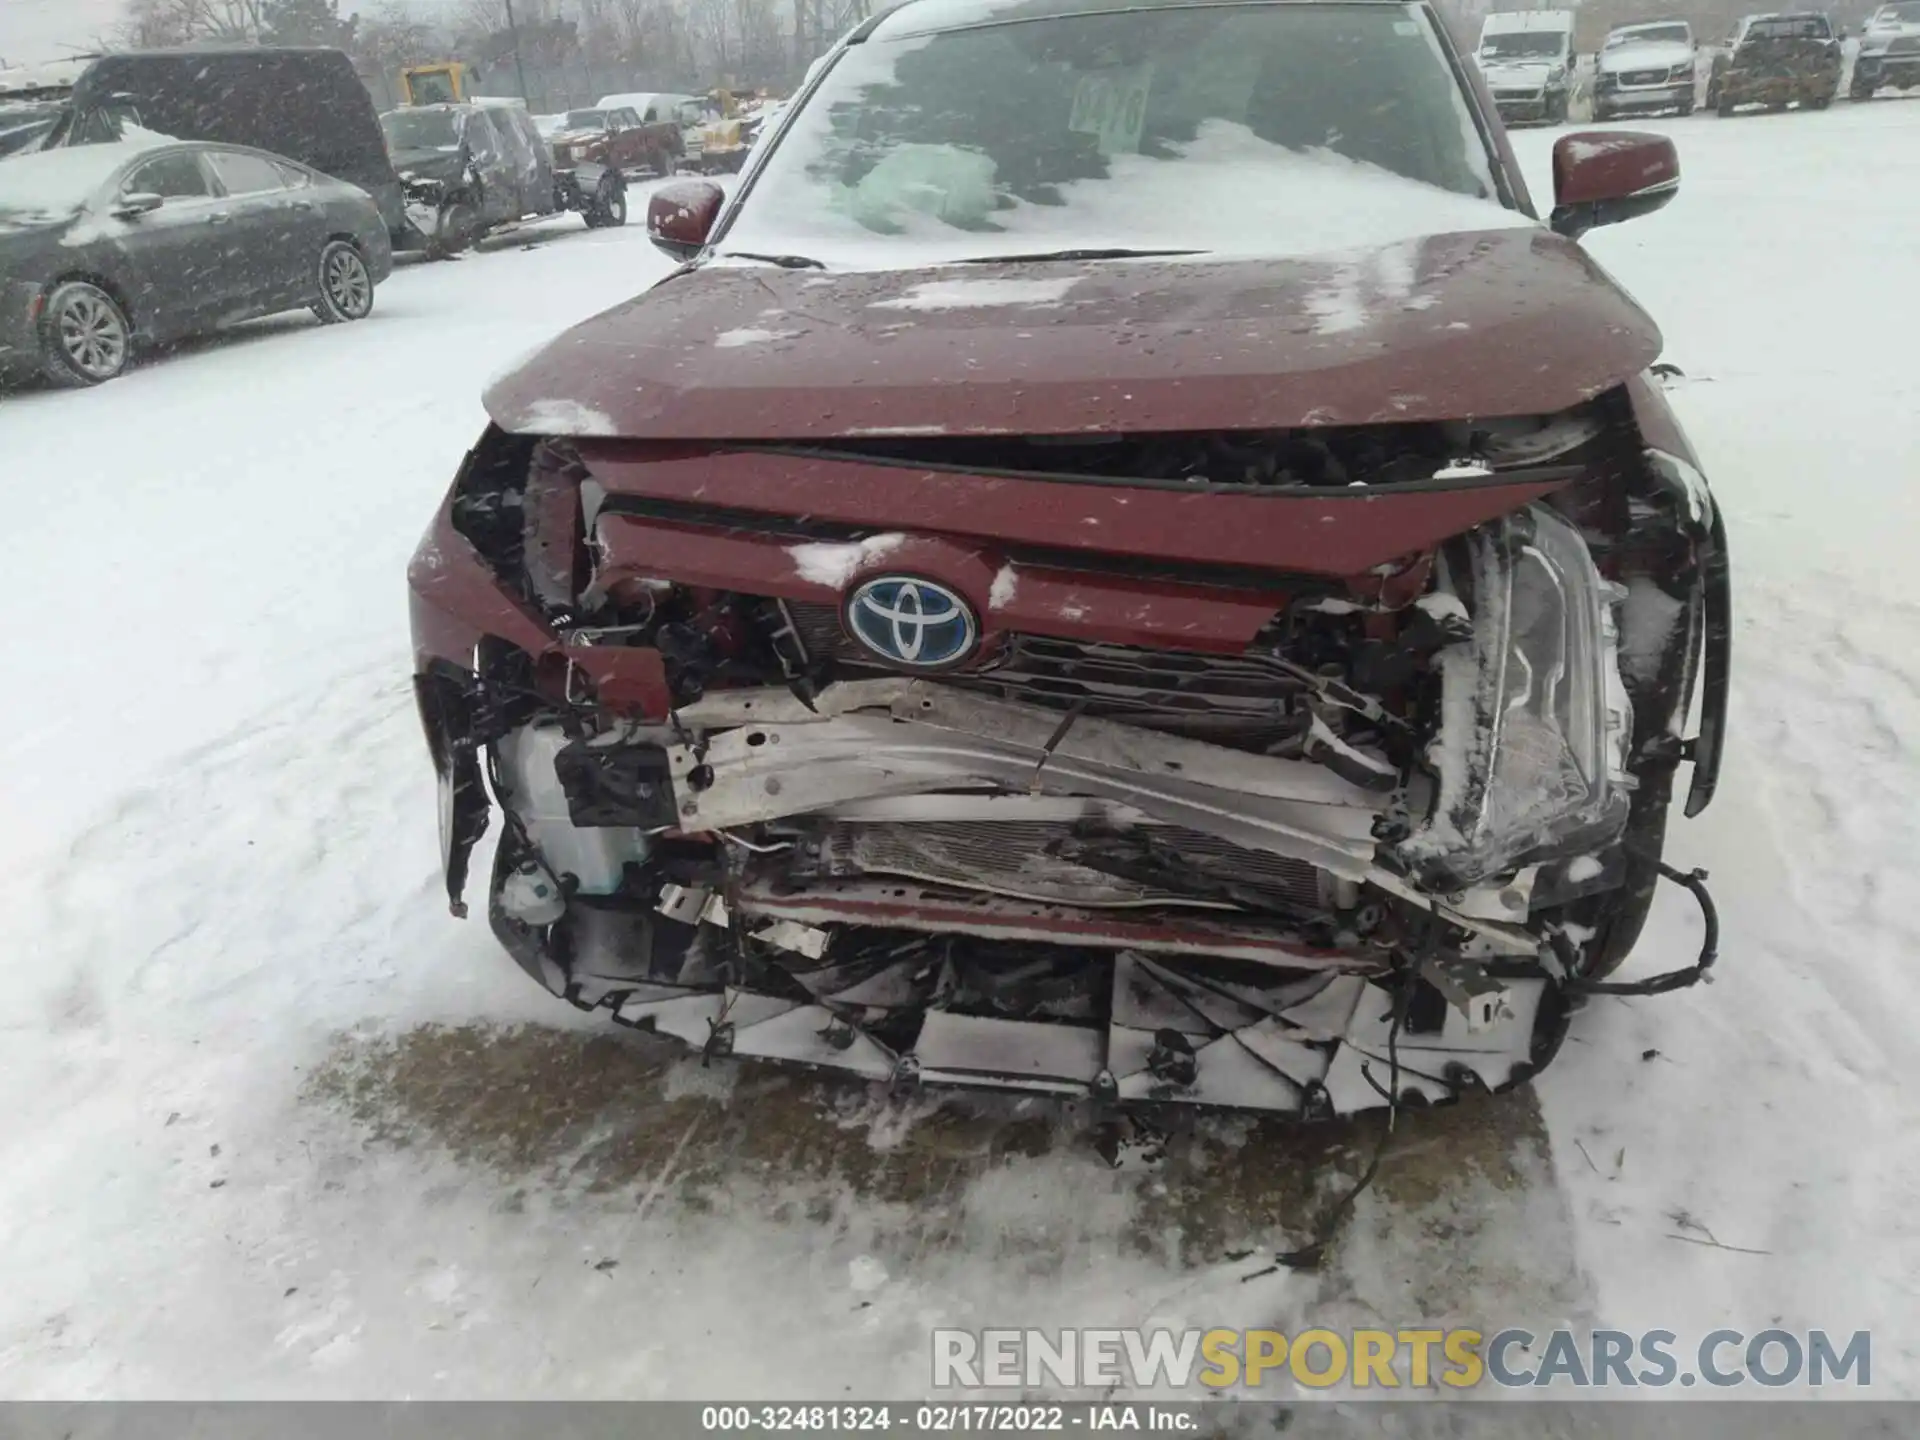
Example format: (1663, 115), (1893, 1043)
(1396, 504), (1632, 890)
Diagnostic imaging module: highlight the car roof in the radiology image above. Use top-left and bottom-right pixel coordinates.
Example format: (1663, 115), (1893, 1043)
(1609, 18), (1690, 32)
(1, 135), (175, 182)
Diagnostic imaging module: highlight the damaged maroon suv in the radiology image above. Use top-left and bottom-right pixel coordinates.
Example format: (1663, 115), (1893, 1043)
(410, 0), (1729, 1119)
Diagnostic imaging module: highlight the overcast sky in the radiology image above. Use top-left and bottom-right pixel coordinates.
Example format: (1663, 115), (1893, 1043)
(0, 0), (456, 66)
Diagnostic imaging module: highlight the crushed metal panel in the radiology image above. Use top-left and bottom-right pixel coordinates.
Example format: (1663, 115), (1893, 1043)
(893, 683), (1382, 810)
(1394, 978), (1547, 1058)
(1322, 1041), (1459, 1114)
(1124, 953), (1271, 1033)
(614, 988), (731, 1044)
(725, 1003), (898, 1078)
(733, 877), (1370, 969)
(1110, 952), (1224, 1036)
(1111, 1025), (1307, 1111)
(912, 1010), (1106, 1086)
(1232, 1018), (1334, 1090)
(673, 678), (915, 726)
(672, 713), (1384, 877)
(1276, 973), (1370, 1041)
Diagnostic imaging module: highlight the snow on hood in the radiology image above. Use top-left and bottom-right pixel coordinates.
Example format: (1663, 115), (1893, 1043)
(1599, 40), (1697, 72)
(485, 228), (1664, 441)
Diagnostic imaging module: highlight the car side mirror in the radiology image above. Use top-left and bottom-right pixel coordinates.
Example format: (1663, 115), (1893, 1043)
(1549, 130), (1678, 239)
(646, 179), (724, 261)
(113, 192), (165, 219)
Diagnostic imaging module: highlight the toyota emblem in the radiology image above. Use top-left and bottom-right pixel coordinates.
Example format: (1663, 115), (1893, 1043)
(844, 576), (978, 670)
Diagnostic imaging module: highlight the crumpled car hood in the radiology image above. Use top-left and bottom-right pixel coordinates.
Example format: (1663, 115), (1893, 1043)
(485, 228), (1663, 440)
(1599, 41), (1696, 72)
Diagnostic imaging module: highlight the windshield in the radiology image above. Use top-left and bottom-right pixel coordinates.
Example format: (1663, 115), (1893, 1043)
(563, 110), (608, 129)
(1743, 15), (1830, 39)
(1480, 32), (1565, 59)
(381, 109), (461, 151)
(722, 1), (1512, 270)
(1608, 24), (1691, 45)
(1872, 0), (1920, 19)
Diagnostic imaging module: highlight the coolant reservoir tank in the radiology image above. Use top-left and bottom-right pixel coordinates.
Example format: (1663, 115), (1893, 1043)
(495, 724), (648, 897)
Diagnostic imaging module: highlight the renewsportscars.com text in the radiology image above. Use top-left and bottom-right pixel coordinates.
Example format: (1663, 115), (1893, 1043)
(932, 1327), (1872, 1391)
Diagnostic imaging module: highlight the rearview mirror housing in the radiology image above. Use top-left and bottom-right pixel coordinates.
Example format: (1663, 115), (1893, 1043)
(646, 180), (725, 261)
(1549, 131), (1679, 239)
(113, 192), (164, 219)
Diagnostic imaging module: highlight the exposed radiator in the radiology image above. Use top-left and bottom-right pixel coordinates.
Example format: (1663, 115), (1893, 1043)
(785, 602), (1308, 750)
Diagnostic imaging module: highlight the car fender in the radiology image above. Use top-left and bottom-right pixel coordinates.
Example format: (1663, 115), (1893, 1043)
(572, 158), (620, 192)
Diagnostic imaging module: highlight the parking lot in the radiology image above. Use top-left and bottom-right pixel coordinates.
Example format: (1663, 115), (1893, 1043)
(2, 97), (1919, 1399)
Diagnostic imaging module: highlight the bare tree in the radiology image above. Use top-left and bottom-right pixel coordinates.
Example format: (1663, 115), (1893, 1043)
(117, 0), (268, 45)
(684, 0), (735, 76)
(354, 0), (447, 70)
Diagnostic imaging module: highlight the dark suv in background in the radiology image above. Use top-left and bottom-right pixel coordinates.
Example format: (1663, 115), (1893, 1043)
(26, 48), (411, 248)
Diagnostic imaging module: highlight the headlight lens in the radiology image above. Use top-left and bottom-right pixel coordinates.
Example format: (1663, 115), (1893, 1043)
(1396, 505), (1633, 889)
(1669, 62), (1696, 81)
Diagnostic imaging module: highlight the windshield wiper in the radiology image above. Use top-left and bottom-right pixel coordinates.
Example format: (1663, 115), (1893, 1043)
(723, 250), (827, 270)
(955, 247), (1207, 264)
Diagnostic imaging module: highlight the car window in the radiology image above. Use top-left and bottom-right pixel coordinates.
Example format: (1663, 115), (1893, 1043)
(614, 109), (641, 129)
(125, 151), (212, 200)
(207, 149), (287, 195)
(382, 108), (462, 150)
(1745, 15), (1831, 39)
(465, 110), (502, 163)
(1481, 32), (1566, 58)
(274, 160), (312, 187)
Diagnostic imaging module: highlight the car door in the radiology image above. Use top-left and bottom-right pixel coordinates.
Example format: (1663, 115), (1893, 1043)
(108, 149), (232, 341)
(203, 148), (319, 312)
(609, 108), (646, 172)
(461, 109), (517, 222)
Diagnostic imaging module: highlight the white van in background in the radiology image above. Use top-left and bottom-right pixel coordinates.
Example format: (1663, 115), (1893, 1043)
(1476, 9), (1577, 124)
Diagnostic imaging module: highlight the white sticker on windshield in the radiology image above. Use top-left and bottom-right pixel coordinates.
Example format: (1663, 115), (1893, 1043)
(1068, 64), (1154, 155)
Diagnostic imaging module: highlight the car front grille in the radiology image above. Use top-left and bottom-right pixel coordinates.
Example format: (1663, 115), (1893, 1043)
(1621, 68), (1669, 84)
(1889, 36), (1920, 52)
(785, 601), (1308, 751)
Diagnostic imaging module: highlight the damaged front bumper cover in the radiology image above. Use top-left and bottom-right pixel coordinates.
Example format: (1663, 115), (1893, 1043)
(414, 495), (1723, 1118)
(468, 676), (1564, 1118)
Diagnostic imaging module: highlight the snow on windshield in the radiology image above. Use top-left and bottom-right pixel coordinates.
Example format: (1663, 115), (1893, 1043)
(0, 138), (162, 220)
(1481, 32), (1566, 58)
(723, 2), (1521, 270)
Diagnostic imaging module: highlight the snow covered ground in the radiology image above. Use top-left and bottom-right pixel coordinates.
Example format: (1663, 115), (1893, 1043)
(3, 101), (1918, 1403)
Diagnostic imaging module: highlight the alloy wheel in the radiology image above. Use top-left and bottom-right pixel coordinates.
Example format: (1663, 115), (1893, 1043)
(56, 290), (128, 380)
(325, 247), (373, 318)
